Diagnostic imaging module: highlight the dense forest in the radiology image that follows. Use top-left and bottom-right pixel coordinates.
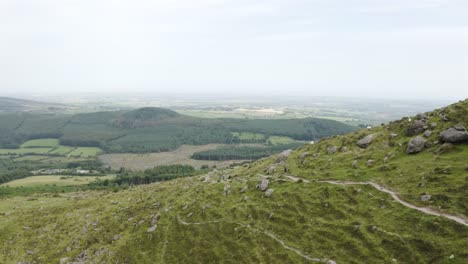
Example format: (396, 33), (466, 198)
(98, 165), (199, 186)
(191, 143), (303, 160)
(0, 107), (355, 153)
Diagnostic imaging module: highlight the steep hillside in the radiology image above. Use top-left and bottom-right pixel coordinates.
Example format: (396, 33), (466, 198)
(0, 100), (466, 263)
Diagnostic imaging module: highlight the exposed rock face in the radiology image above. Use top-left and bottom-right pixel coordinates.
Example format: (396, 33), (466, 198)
(327, 146), (337, 155)
(440, 127), (468, 143)
(423, 130), (433, 138)
(357, 134), (373, 148)
(406, 136), (426, 154)
(406, 120), (426, 136)
(275, 149), (292, 164)
(258, 179), (269, 191)
(265, 189), (274, 197)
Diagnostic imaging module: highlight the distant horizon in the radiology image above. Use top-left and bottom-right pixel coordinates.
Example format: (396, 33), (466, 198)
(1, 0), (467, 100)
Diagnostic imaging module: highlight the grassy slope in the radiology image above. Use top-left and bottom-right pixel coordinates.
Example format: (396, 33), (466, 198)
(0, 100), (466, 263)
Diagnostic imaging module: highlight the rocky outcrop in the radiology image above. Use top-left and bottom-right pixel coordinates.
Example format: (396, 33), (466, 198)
(275, 149), (292, 164)
(407, 136), (426, 154)
(440, 125), (468, 143)
(357, 134), (373, 148)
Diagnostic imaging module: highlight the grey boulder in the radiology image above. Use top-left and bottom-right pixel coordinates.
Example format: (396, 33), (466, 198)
(440, 127), (468, 143)
(357, 134), (374, 148)
(406, 136), (426, 154)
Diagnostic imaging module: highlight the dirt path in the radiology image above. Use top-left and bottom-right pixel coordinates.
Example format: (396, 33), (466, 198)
(319, 180), (468, 226)
(177, 215), (335, 263)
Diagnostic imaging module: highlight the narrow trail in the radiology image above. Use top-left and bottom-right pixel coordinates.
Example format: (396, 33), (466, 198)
(319, 180), (468, 226)
(177, 215), (334, 263)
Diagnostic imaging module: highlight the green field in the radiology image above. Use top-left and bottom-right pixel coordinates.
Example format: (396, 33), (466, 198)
(20, 138), (60, 148)
(266, 135), (297, 145)
(231, 131), (266, 141)
(68, 147), (102, 157)
(1, 175), (114, 187)
(49, 145), (75, 155)
(0, 147), (53, 155)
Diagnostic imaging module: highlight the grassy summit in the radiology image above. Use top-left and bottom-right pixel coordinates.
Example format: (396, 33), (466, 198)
(0, 100), (467, 263)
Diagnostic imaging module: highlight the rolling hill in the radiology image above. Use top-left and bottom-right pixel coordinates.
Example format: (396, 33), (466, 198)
(0, 106), (356, 153)
(0, 99), (466, 263)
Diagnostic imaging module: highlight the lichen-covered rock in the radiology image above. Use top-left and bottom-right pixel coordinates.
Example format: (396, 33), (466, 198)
(327, 146), (337, 155)
(275, 149), (292, 163)
(258, 179), (269, 191)
(440, 128), (468, 143)
(265, 189), (274, 197)
(406, 120), (426, 136)
(357, 134), (373, 148)
(423, 130), (433, 138)
(406, 136), (426, 154)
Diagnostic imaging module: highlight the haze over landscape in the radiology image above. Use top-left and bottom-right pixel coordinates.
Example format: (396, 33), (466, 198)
(0, 1), (467, 264)
(1, 0), (468, 99)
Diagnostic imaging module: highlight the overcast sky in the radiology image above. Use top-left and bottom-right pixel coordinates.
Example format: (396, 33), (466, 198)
(1, 0), (467, 100)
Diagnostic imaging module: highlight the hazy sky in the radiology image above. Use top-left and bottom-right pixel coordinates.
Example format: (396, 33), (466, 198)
(1, 0), (467, 100)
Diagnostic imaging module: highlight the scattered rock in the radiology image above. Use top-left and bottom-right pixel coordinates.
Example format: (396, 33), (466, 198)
(390, 133), (398, 139)
(327, 146), (337, 155)
(223, 185), (230, 196)
(366, 160), (374, 166)
(423, 130), (432, 138)
(258, 179), (269, 191)
(26, 249), (33, 255)
(416, 113), (429, 120)
(265, 189), (274, 197)
(22, 226), (31, 230)
(406, 120), (426, 136)
(420, 194), (431, 201)
(265, 165), (276, 175)
(406, 136), (426, 154)
(66, 246), (72, 252)
(240, 186), (248, 193)
(147, 224), (157, 233)
(300, 152), (310, 159)
(453, 123), (466, 131)
(340, 146), (348, 152)
(436, 143), (454, 154)
(352, 160), (358, 168)
(440, 127), (468, 143)
(357, 134), (374, 148)
(275, 149), (292, 163)
(243, 196), (249, 202)
(60, 258), (69, 264)
(440, 114), (449, 121)
(430, 122), (437, 128)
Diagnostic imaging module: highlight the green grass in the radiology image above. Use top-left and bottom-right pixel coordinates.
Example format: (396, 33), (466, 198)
(49, 145), (75, 155)
(1, 175), (114, 187)
(68, 147), (102, 157)
(20, 138), (60, 148)
(0, 174), (466, 263)
(267, 135), (297, 145)
(0, 148), (53, 155)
